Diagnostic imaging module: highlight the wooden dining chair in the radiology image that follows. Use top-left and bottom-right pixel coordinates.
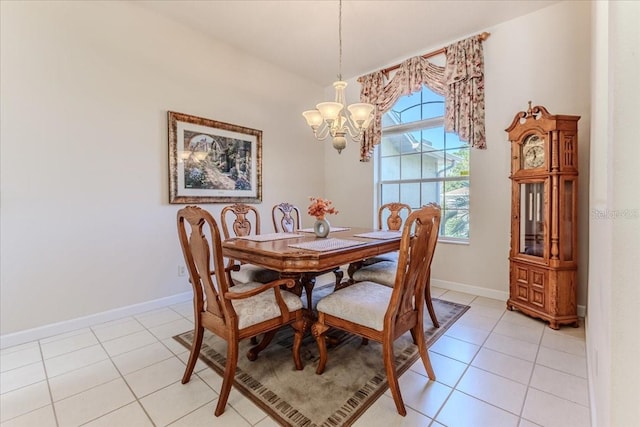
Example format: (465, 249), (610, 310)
(347, 202), (412, 279)
(350, 202), (439, 327)
(312, 204), (441, 416)
(271, 202), (302, 233)
(221, 203), (280, 285)
(271, 201), (344, 306)
(177, 206), (305, 417)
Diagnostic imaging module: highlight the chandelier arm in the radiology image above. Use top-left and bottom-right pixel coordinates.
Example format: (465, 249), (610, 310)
(313, 124), (332, 141)
(342, 121), (364, 141)
(342, 112), (366, 138)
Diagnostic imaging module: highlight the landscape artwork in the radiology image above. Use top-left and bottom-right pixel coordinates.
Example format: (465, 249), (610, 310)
(169, 111), (262, 203)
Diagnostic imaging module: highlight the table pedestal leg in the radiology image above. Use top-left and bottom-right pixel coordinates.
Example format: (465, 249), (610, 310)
(280, 272), (303, 297)
(301, 273), (316, 310)
(280, 272), (320, 337)
(280, 272), (317, 311)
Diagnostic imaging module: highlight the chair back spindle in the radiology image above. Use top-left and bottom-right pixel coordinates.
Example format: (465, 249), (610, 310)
(221, 203), (261, 238)
(387, 203), (440, 329)
(177, 207), (237, 327)
(379, 202), (412, 231)
(272, 202), (301, 233)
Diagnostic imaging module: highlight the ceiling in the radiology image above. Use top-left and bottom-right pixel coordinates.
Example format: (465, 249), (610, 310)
(138, 0), (559, 87)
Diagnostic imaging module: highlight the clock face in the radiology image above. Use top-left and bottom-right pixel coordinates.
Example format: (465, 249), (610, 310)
(522, 135), (545, 169)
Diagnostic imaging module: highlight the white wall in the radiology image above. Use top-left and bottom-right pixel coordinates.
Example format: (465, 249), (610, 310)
(0, 1), (325, 336)
(325, 1), (592, 305)
(588, 1), (640, 425)
(0, 0), (597, 344)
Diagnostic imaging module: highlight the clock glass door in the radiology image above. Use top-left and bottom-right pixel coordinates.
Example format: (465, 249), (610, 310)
(519, 182), (544, 257)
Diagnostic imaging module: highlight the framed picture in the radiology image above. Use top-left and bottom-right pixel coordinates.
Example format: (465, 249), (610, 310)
(168, 111), (262, 204)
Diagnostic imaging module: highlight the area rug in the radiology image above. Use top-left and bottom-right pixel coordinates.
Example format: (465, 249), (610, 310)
(174, 292), (468, 427)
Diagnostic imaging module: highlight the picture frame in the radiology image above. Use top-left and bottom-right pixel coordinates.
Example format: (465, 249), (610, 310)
(168, 111), (262, 204)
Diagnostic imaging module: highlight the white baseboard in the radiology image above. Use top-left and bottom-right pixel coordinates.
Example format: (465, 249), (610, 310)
(431, 278), (509, 302)
(431, 278), (587, 318)
(0, 292), (192, 350)
(577, 305), (586, 318)
(1, 280), (588, 350)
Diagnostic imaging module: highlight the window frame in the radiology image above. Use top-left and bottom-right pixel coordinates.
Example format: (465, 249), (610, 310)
(376, 89), (470, 243)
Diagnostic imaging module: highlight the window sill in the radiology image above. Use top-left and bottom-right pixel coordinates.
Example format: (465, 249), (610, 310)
(438, 238), (469, 246)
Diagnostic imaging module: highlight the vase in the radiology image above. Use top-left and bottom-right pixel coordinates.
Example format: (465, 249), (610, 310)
(313, 218), (330, 238)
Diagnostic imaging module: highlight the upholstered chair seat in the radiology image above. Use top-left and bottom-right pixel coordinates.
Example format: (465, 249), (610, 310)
(230, 282), (304, 329)
(352, 259), (439, 328)
(351, 260), (397, 287)
(361, 249), (399, 266)
(231, 264), (281, 285)
(374, 250), (399, 262)
(316, 282), (392, 331)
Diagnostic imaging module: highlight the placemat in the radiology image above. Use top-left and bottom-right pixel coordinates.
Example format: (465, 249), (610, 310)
(352, 230), (402, 240)
(288, 238), (365, 252)
(298, 226), (351, 233)
(237, 232), (303, 242)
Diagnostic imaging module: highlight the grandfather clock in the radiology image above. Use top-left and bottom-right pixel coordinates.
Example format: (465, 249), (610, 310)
(505, 103), (579, 329)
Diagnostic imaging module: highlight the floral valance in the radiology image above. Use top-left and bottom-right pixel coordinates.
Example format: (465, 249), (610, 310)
(358, 35), (486, 161)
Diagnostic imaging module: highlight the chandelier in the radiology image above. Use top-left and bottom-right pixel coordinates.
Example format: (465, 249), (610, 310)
(302, 0), (375, 154)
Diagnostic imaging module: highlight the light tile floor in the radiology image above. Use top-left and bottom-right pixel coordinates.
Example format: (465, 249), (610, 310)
(0, 287), (590, 427)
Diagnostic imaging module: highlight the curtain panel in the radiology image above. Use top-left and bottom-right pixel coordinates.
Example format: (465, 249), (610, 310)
(358, 35), (486, 162)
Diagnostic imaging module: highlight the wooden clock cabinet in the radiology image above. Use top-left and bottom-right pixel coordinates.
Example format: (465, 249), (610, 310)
(505, 103), (580, 329)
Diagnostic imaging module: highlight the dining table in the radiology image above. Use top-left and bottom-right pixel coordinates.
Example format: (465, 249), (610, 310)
(221, 227), (403, 310)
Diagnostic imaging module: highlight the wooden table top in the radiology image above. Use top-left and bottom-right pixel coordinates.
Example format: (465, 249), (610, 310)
(222, 227), (401, 274)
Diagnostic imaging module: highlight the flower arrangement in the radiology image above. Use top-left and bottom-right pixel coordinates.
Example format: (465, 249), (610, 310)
(308, 197), (338, 220)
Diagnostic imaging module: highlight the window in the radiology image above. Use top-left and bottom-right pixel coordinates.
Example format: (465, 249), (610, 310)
(377, 86), (469, 241)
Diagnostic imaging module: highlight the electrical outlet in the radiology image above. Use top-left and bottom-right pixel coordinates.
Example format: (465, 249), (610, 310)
(178, 265), (186, 277)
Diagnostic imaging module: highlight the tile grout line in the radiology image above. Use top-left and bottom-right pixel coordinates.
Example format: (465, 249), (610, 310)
(516, 312), (548, 423)
(40, 316), (172, 393)
(161, 300), (275, 426)
(33, 306), (189, 365)
(426, 293), (499, 424)
(21, 306), (211, 426)
(89, 307), (224, 426)
(165, 302), (264, 427)
(428, 293), (544, 424)
(4, 292), (587, 427)
(437, 311), (548, 387)
(528, 327), (590, 408)
(476, 302), (541, 421)
(79, 318), (159, 426)
(40, 339), (61, 427)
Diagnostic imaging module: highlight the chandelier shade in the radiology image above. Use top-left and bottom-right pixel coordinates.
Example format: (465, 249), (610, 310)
(348, 103), (375, 125)
(302, 1), (374, 153)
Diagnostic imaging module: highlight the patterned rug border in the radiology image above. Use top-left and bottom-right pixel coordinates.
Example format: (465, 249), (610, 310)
(174, 298), (469, 427)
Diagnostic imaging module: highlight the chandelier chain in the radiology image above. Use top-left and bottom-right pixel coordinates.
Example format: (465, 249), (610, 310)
(301, 0), (374, 154)
(338, 0), (342, 81)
